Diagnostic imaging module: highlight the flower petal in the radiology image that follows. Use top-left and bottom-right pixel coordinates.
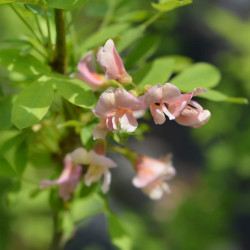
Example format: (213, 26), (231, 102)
(162, 83), (182, 102)
(175, 109), (211, 128)
(115, 88), (145, 110)
(93, 121), (108, 140)
(97, 39), (131, 84)
(150, 105), (166, 125)
(71, 148), (89, 165)
(120, 111), (138, 132)
(94, 88), (116, 118)
(84, 165), (103, 186)
(102, 170), (111, 193)
(77, 51), (106, 91)
(139, 84), (163, 106)
(88, 150), (117, 168)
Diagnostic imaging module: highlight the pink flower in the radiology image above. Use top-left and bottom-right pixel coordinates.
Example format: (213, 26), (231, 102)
(73, 51), (107, 91)
(71, 147), (117, 193)
(39, 155), (82, 201)
(172, 101), (211, 128)
(139, 83), (210, 127)
(93, 88), (145, 140)
(132, 154), (176, 200)
(97, 39), (132, 84)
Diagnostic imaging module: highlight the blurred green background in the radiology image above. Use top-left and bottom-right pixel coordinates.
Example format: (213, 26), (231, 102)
(0, 0), (250, 249)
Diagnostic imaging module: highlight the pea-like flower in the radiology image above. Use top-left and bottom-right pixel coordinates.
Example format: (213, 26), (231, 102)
(93, 88), (145, 140)
(132, 154), (176, 200)
(97, 39), (132, 85)
(139, 83), (210, 127)
(39, 155), (82, 201)
(71, 147), (117, 193)
(73, 51), (107, 91)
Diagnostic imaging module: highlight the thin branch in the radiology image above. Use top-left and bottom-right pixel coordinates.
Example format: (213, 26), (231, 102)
(51, 9), (67, 74)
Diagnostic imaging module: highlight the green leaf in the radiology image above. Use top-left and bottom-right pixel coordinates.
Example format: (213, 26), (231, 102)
(0, 157), (17, 177)
(116, 10), (153, 23)
(116, 26), (145, 53)
(107, 213), (132, 250)
(125, 35), (160, 69)
(164, 55), (193, 73)
(201, 89), (248, 104)
(80, 123), (96, 149)
(132, 57), (174, 89)
(0, 96), (12, 130)
(0, 0), (43, 4)
(71, 194), (105, 223)
(11, 75), (54, 129)
(0, 49), (50, 75)
(0, 0), (87, 9)
(171, 63), (221, 91)
(152, 0), (192, 12)
(80, 23), (130, 52)
(15, 140), (28, 175)
(53, 74), (96, 108)
(45, 0), (88, 9)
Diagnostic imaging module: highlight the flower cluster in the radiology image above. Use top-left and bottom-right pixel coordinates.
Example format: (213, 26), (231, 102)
(40, 146), (117, 201)
(75, 39), (210, 139)
(40, 38), (211, 201)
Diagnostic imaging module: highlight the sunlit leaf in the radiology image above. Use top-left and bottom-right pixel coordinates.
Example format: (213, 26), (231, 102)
(53, 74), (96, 108)
(132, 57), (174, 89)
(79, 23), (130, 52)
(11, 75), (54, 129)
(45, 0), (88, 9)
(171, 63), (221, 91)
(0, 0), (43, 4)
(107, 213), (132, 250)
(152, 0), (192, 12)
(201, 89), (248, 104)
(0, 49), (50, 75)
(0, 0), (87, 9)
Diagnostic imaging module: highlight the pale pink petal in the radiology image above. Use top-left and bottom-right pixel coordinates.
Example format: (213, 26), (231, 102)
(59, 165), (82, 201)
(70, 147), (89, 165)
(162, 83), (182, 102)
(97, 39), (131, 84)
(139, 84), (163, 106)
(93, 121), (108, 140)
(102, 170), (111, 193)
(115, 88), (145, 110)
(94, 88), (116, 118)
(88, 150), (117, 168)
(39, 155), (82, 201)
(192, 88), (207, 97)
(133, 109), (146, 119)
(77, 51), (106, 91)
(175, 109), (211, 128)
(120, 111), (138, 132)
(147, 185), (164, 200)
(150, 105), (166, 125)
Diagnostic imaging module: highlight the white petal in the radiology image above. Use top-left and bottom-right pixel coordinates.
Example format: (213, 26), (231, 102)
(102, 170), (111, 193)
(120, 112), (138, 132)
